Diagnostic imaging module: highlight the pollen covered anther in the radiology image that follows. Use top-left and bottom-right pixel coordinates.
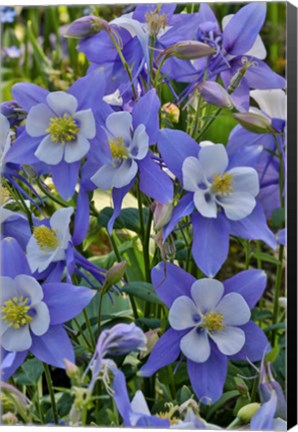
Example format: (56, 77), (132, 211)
(109, 137), (128, 160)
(33, 225), (60, 250)
(202, 311), (224, 333)
(46, 113), (79, 144)
(1, 296), (32, 329)
(211, 172), (233, 195)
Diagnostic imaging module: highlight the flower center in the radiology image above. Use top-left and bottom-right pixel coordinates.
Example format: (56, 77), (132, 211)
(1, 296), (32, 329)
(46, 114), (79, 144)
(0, 186), (10, 206)
(211, 173), (233, 195)
(33, 226), (60, 250)
(145, 10), (167, 37)
(109, 137), (128, 160)
(157, 404), (179, 425)
(202, 311), (224, 333)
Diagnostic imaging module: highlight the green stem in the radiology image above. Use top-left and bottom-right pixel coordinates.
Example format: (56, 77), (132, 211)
(197, 107), (222, 140)
(271, 245), (284, 345)
(97, 292), (104, 337)
(36, 178), (70, 208)
(227, 418), (241, 430)
(73, 318), (92, 350)
(245, 241), (251, 269)
(83, 309), (96, 349)
(13, 186), (34, 232)
(43, 363), (58, 425)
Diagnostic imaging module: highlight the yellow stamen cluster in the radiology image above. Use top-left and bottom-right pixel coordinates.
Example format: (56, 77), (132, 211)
(0, 186), (10, 206)
(1, 296), (32, 329)
(157, 403), (179, 425)
(33, 226), (60, 250)
(46, 114), (79, 144)
(109, 137), (128, 160)
(202, 311), (224, 333)
(145, 11), (167, 37)
(212, 173), (233, 195)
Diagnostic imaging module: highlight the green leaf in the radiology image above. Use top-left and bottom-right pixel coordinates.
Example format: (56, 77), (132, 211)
(14, 357), (43, 385)
(57, 392), (74, 417)
(271, 208), (285, 229)
(122, 282), (162, 304)
(252, 251), (280, 265)
(98, 207), (149, 234)
(265, 344), (280, 363)
(206, 390), (239, 420)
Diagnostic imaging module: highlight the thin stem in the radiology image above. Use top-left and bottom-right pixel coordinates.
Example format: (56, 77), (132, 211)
(197, 107), (222, 140)
(97, 292), (104, 338)
(271, 245), (284, 345)
(13, 186), (34, 232)
(83, 309), (96, 349)
(36, 178), (70, 208)
(43, 363), (58, 425)
(73, 317), (92, 350)
(245, 241), (251, 269)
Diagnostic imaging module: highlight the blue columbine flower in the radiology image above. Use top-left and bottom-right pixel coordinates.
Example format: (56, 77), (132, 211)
(139, 262), (269, 404)
(1, 7), (16, 23)
(158, 130), (277, 276)
(0, 237), (95, 380)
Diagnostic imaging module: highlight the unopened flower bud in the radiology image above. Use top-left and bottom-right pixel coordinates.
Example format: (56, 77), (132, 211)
(151, 201), (173, 231)
(64, 358), (80, 381)
(163, 41), (216, 61)
(237, 403), (261, 423)
(103, 261), (127, 293)
(1, 100), (24, 127)
(161, 102), (180, 124)
(233, 112), (274, 134)
(100, 323), (147, 357)
(140, 328), (160, 358)
(65, 16), (110, 39)
(198, 81), (234, 109)
(2, 412), (18, 425)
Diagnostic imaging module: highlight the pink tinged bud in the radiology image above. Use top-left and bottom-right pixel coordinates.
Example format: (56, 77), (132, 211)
(161, 103), (180, 124)
(164, 41), (216, 60)
(198, 81), (234, 109)
(2, 412), (18, 425)
(103, 261), (127, 292)
(65, 16), (110, 39)
(151, 201), (173, 231)
(64, 358), (80, 379)
(233, 112), (275, 134)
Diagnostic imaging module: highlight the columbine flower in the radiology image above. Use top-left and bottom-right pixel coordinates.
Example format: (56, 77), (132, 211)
(26, 207), (73, 273)
(25, 91), (95, 165)
(140, 262), (269, 404)
(1, 237), (95, 380)
(1, 7), (16, 23)
(182, 143), (259, 221)
(91, 111), (149, 189)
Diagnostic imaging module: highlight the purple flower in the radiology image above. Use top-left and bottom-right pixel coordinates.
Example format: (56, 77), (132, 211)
(1, 7), (16, 23)
(4, 46), (21, 59)
(0, 237), (95, 380)
(140, 262), (269, 404)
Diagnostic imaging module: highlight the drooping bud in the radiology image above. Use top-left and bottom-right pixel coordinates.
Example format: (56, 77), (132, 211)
(99, 323), (147, 357)
(151, 201), (173, 231)
(103, 261), (127, 293)
(237, 403), (261, 423)
(198, 81), (234, 109)
(233, 112), (275, 134)
(161, 102), (180, 124)
(161, 41), (216, 61)
(65, 15), (110, 39)
(64, 358), (81, 382)
(259, 361), (287, 420)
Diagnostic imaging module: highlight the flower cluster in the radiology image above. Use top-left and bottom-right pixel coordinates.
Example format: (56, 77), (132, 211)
(1, 2), (286, 430)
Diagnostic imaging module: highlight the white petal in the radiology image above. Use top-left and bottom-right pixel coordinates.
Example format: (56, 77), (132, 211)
(250, 89), (287, 120)
(182, 156), (207, 192)
(106, 112), (132, 143)
(227, 167), (259, 197)
(1, 325), (32, 351)
(194, 189), (217, 218)
(128, 124), (149, 160)
(199, 144), (229, 178)
(91, 159), (138, 190)
(169, 296), (199, 330)
(26, 103), (53, 137)
(26, 236), (55, 273)
(0, 320), (10, 337)
(131, 391), (151, 416)
(0, 276), (18, 305)
(74, 109), (96, 139)
(180, 328), (211, 363)
(0, 113), (10, 149)
(30, 302), (50, 336)
(210, 326), (245, 356)
(217, 192), (256, 221)
(34, 135), (64, 165)
(46, 91), (78, 116)
(191, 279), (224, 312)
(246, 35), (267, 60)
(215, 293), (251, 326)
(91, 164), (116, 190)
(15, 274), (44, 306)
(50, 207), (73, 245)
(103, 89), (123, 107)
(64, 134), (90, 163)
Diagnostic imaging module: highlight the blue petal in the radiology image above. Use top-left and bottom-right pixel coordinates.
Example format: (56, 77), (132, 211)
(12, 83), (49, 112)
(2, 215), (31, 249)
(111, 367), (134, 426)
(133, 4), (176, 22)
(139, 328), (185, 377)
(132, 90), (160, 145)
(251, 392), (277, 430)
(223, 3), (266, 55)
(223, 269), (267, 308)
(229, 203), (277, 249)
(158, 129), (199, 181)
(230, 321), (269, 362)
(227, 146), (262, 170)
(51, 160), (80, 201)
(1, 237), (31, 277)
(136, 416), (170, 428)
(5, 129), (41, 165)
(197, 3), (219, 30)
(191, 213), (230, 277)
(30, 325), (75, 368)
(138, 153), (173, 204)
(163, 192), (195, 240)
(42, 282), (95, 325)
(1, 350), (28, 381)
(108, 180), (135, 233)
(151, 262), (196, 308)
(187, 344), (228, 404)
(73, 187), (90, 246)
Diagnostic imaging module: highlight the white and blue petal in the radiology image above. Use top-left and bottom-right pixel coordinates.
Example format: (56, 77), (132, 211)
(34, 134), (64, 165)
(215, 292), (251, 326)
(191, 279), (224, 312)
(91, 159), (138, 190)
(216, 192), (256, 221)
(73, 109), (96, 139)
(1, 325), (32, 352)
(180, 328), (211, 363)
(26, 103), (53, 137)
(194, 189), (217, 218)
(169, 296), (199, 330)
(199, 144), (229, 178)
(0, 276), (18, 305)
(182, 156), (207, 192)
(46, 91), (78, 116)
(15, 274), (44, 306)
(129, 124), (149, 160)
(106, 112), (132, 143)
(209, 326), (245, 356)
(64, 134), (90, 163)
(227, 166), (259, 197)
(29, 302), (50, 336)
